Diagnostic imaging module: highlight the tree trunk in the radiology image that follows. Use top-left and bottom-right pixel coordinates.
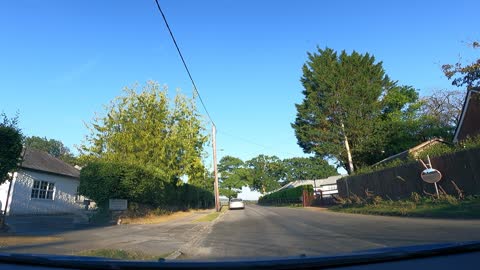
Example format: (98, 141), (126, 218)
(341, 121), (354, 174)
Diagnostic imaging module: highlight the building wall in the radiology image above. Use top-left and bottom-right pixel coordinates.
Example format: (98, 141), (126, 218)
(457, 92), (480, 142)
(8, 169), (83, 215)
(0, 179), (10, 213)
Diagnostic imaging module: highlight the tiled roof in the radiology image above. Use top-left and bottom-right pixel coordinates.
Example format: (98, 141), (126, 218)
(20, 148), (80, 178)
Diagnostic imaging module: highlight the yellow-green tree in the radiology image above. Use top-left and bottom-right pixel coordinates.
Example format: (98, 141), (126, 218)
(79, 81), (208, 187)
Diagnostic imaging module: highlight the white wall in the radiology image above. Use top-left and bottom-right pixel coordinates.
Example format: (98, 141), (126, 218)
(0, 179), (10, 213)
(8, 169), (83, 215)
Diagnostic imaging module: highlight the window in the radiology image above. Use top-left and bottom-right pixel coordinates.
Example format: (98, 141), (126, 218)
(75, 186), (82, 202)
(31, 180), (55, 200)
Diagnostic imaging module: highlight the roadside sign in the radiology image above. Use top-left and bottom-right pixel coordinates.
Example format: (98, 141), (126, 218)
(420, 168), (442, 184)
(109, 199), (128, 211)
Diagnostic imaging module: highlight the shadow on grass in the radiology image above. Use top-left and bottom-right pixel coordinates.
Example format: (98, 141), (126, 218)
(76, 249), (172, 261)
(330, 196), (480, 219)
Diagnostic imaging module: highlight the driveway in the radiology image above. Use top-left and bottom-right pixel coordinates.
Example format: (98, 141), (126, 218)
(183, 204), (480, 259)
(0, 210), (214, 257)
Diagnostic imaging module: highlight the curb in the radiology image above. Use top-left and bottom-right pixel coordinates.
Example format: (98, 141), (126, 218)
(165, 207), (228, 260)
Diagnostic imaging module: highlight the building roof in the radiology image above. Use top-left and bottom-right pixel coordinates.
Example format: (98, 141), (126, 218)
(269, 175), (346, 194)
(20, 148), (80, 178)
(372, 138), (450, 167)
(453, 89), (480, 143)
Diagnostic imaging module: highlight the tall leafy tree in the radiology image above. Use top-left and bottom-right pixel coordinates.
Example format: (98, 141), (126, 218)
(24, 136), (77, 165)
(0, 113), (23, 184)
(292, 47), (453, 172)
(282, 157), (338, 182)
(79, 81), (208, 186)
(292, 48), (390, 174)
(246, 155), (284, 193)
(218, 156), (248, 199)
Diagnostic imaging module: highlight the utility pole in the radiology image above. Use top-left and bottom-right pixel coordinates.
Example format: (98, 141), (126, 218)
(212, 125), (220, 212)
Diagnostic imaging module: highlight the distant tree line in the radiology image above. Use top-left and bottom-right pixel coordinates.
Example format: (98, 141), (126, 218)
(218, 155), (337, 199)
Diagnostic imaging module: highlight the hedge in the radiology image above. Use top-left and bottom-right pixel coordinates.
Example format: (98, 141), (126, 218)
(258, 185), (313, 206)
(79, 160), (214, 210)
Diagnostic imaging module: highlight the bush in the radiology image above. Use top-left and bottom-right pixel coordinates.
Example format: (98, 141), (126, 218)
(79, 160), (214, 211)
(0, 114), (23, 184)
(410, 192), (421, 203)
(258, 185), (313, 206)
(416, 143), (455, 160)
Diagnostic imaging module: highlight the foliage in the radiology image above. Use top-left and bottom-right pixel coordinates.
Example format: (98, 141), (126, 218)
(218, 156), (249, 199)
(24, 136), (77, 165)
(354, 158), (409, 176)
(246, 155), (285, 193)
(461, 135), (480, 150)
(0, 113), (23, 184)
(442, 41), (480, 89)
(258, 185), (313, 206)
(79, 81), (208, 186)
(292, 47), (446, 173)
(79, 160), (214, 210)
(282, 157), (338, 182)
(216, 154), (338, 195)
(415, 142), (456, 160)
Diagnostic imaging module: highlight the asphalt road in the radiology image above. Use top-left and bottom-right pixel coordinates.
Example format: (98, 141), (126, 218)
(185, 204), (480, 259)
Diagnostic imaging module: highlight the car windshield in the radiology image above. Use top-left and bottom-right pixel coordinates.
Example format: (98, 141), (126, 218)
(1, 0), (479, 263)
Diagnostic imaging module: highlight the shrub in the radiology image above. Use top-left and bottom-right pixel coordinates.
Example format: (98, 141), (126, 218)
(416, 143), (455, 160)
(410, 192), (421, 203)
(372, 196), (383, 205)
(258, 185), (313, 206)
(79, 160), (214, 210)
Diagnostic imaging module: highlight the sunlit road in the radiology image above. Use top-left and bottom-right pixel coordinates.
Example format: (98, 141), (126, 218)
(186, 204), (480, 259)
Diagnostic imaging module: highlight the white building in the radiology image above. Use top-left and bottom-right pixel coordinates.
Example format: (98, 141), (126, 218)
(0, 148), (84, 215)
(273, 175), (347, 197)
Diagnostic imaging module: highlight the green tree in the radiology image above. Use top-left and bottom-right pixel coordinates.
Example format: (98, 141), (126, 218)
(24, 136), (77, 165)
(218, 156), (249, 199)
(292, 47), (452, 172)
(246, 155), (284, 193)
(442, 41), (480, 90)
(0, 113), (23, 184)
(292, 48), (392, 174)
(282, 157), (338, 182)
(79, 81), (208, 186)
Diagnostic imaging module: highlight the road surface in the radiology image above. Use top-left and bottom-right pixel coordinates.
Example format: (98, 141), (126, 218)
(185, 204), (480, 259)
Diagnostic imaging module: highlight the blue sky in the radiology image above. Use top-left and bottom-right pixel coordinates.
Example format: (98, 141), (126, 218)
(1, 0), (478, 177)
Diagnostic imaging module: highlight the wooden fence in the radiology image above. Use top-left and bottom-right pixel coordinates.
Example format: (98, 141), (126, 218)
(337, 148), (480, 199)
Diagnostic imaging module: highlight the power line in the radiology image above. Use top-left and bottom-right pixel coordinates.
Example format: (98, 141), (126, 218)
(218, 130), (300, 157)
(153, 0), (215, 126)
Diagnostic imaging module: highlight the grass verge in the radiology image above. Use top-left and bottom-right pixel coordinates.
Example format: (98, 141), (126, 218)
(120, 211), (192, 225)
(194, 206), (227, 222)
(330, 195), (480, 219)
(76, 249), (170, 261)
(0, 235), (62, 247)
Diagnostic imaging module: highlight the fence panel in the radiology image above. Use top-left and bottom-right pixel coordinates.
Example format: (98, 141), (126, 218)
(337, 148), (480, 199)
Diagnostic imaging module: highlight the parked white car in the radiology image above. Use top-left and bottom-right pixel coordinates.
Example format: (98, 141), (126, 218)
(229, 198), (245, 210)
